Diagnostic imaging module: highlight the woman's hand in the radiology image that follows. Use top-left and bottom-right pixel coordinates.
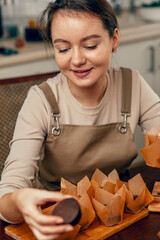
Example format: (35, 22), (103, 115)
(13, 188), (74, 240)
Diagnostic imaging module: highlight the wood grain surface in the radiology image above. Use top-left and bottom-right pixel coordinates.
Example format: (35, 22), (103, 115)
(5, 206), (149, 240)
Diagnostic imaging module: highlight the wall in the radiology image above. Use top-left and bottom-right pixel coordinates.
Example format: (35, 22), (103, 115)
(2, 0), (49, 28)
(1, 0), (150, 27)
(121, 0), (154, 8)
(0, 0), (154, 38)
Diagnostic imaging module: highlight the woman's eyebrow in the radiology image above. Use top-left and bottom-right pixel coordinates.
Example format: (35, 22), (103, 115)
(53, 39), (69, 44)
(53, 35), (101, 44)
(82, 35), (101, 42)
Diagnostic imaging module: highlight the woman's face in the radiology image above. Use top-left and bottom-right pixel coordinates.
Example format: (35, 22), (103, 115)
(51, 11), (119, 89)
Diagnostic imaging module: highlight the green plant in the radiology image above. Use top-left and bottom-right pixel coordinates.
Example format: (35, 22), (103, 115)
(141, 1), (160, 7)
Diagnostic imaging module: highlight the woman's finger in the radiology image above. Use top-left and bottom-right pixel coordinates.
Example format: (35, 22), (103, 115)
(28, 218), (73, 235)
(27, 216), (73, 238)
(23, 205), (64, 225)
(30, 226), (61, 240)
(33, 190), (71, 204)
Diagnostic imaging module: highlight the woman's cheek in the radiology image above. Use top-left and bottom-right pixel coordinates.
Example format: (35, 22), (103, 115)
(91, 52), (111, 67)
(55, 54), (68, 70)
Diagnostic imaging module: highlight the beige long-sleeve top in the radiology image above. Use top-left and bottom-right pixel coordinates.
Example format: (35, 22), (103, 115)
(0, 68), (160, 221)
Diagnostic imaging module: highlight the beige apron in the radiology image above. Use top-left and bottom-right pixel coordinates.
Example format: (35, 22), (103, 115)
(37, 68), (138, 190)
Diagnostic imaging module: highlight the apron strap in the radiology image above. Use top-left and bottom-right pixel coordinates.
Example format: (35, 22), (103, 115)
(120, 67), (132, 114)
(38, 82), (61, 136)
(119, 67), (132, 134)
(38, 82), (60, 115)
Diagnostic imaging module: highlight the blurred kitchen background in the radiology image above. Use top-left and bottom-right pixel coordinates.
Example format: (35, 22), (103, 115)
(1, 0), (160, 80)
(0, 0), (160, 80)
(0, 0), (160, 176)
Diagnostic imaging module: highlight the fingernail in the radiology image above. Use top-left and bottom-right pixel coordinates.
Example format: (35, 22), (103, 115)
(65, 195), (73, 198)
(56, 218), (64, 224)
(66, 226), (74, 231)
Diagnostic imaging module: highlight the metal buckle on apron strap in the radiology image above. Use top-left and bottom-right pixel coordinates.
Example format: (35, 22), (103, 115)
(119, 113), (131, 134)
(52, 113), (61, 136)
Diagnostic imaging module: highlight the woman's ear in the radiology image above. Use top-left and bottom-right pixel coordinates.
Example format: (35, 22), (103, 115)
(112, 28), (120, 53)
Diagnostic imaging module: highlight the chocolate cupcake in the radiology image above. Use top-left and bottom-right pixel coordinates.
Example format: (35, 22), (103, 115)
(52, 198), (81, 226)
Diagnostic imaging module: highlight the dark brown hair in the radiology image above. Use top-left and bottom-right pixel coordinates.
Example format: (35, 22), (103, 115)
(39, 0), (119, 45)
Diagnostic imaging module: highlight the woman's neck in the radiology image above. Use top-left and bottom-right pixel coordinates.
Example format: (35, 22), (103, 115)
(68, 76), (108, 107)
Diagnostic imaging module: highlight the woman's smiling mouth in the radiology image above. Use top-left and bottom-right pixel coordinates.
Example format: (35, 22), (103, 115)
(72, 68), (93, 78)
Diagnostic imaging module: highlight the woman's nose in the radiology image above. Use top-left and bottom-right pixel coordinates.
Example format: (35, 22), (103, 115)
(71, 48), (86, 66)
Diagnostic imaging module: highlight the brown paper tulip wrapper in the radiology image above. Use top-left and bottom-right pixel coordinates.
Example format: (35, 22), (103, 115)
(140, 128), (160, 168)
(123, 173), (154, 214)
(61, 176), (96, 231)
(91, 168), (153, 225)
(39, 203), (81, 240)
(92, 187), (125, 226)
(60, 168), (153, 230)
(91, 168), (125, 226)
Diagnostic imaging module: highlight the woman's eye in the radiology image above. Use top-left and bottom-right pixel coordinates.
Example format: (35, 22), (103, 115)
(86, 45), (97, 50)
(58, 48), (69, 53)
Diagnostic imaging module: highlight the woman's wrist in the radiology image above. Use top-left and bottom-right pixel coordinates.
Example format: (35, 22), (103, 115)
(0, 191), (24, 223)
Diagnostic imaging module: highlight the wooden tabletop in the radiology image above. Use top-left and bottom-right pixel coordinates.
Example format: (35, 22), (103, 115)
(0, 164), (160, 240)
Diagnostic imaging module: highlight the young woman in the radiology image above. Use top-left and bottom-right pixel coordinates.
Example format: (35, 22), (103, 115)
(0, 0), (160, 239)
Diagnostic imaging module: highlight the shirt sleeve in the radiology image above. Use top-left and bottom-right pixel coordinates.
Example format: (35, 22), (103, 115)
(0, 85), (52, 198)
(138, 74), (160, 132)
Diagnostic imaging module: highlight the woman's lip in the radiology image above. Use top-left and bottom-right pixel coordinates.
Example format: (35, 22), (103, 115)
(72, 68), (93, 78)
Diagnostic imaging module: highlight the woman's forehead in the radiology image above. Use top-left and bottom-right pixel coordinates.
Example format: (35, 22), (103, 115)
(52, 10), (103, 28)
(51, 10), (106, 36)
(53, 9), (99, 19)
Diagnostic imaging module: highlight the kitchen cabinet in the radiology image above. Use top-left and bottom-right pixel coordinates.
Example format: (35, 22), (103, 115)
(0, 38), (57, 80)
(112, 37), (160, 166)
(113, 37), (160, 95)
(0, 57), (58, 80)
